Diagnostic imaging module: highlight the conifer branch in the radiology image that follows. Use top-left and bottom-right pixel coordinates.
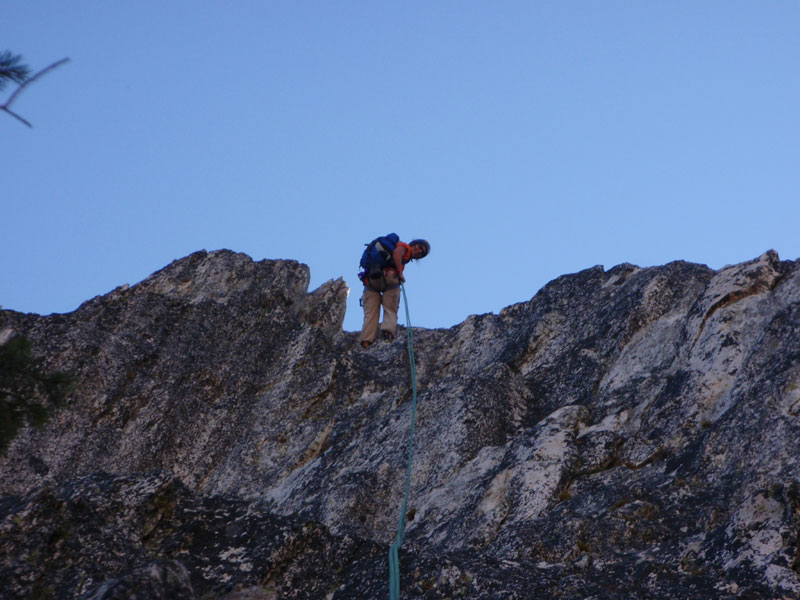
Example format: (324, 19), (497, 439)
(0, 51), (30, 89)
(0, 57), (70, 128)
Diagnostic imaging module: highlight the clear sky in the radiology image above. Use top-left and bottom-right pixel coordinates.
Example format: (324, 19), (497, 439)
(2, 2), (798, 332)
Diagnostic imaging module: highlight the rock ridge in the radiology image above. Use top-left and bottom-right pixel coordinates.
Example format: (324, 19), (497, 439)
(2, 248), (800, 598)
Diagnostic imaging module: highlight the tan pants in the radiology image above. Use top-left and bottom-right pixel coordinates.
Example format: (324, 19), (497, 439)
(358, 271), (401, 344)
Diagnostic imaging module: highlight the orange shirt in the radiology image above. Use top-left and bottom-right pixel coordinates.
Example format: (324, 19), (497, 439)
(394, 242), (412, 264)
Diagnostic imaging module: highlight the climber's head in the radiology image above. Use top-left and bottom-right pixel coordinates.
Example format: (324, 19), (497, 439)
(409, 239), (430, 260)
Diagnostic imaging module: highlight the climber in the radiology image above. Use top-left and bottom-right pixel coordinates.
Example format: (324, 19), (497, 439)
(357, 234), (430, 348)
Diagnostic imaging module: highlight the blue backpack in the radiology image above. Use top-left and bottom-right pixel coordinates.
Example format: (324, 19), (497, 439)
(359, 233), (400, 280)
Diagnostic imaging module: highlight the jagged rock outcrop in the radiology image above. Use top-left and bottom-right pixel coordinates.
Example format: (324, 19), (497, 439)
(2, 248), (800, 599)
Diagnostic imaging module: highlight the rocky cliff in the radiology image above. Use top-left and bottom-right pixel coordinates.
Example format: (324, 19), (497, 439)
(2, 249), (800, 599)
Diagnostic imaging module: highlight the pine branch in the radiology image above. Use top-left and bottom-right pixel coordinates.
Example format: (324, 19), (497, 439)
(0, 51), (30, 89)
(0, 57), (70, 128)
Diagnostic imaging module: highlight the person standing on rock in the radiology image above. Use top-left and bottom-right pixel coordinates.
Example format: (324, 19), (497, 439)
(357, 234), (430, 348)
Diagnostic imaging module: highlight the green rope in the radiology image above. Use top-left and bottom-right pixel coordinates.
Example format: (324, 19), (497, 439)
(389, 282), (419, 600)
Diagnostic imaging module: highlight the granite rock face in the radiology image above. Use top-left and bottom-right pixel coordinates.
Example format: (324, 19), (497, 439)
(2, 248), (800, 599)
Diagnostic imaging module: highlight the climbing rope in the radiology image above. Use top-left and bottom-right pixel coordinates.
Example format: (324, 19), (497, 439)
(389, 282), (419, 600)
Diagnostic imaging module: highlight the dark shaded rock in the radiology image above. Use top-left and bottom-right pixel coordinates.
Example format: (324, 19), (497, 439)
(88, 560), (195, 600)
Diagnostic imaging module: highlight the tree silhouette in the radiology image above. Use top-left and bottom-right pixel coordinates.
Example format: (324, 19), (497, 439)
(1, 50), (69, 127)
(0, 51), (30, 89)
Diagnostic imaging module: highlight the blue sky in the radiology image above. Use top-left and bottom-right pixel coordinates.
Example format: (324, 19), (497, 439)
(2, 2), (798, 332)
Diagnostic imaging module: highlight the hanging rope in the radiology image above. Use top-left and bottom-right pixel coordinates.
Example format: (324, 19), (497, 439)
(389, 282), (419, 600)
